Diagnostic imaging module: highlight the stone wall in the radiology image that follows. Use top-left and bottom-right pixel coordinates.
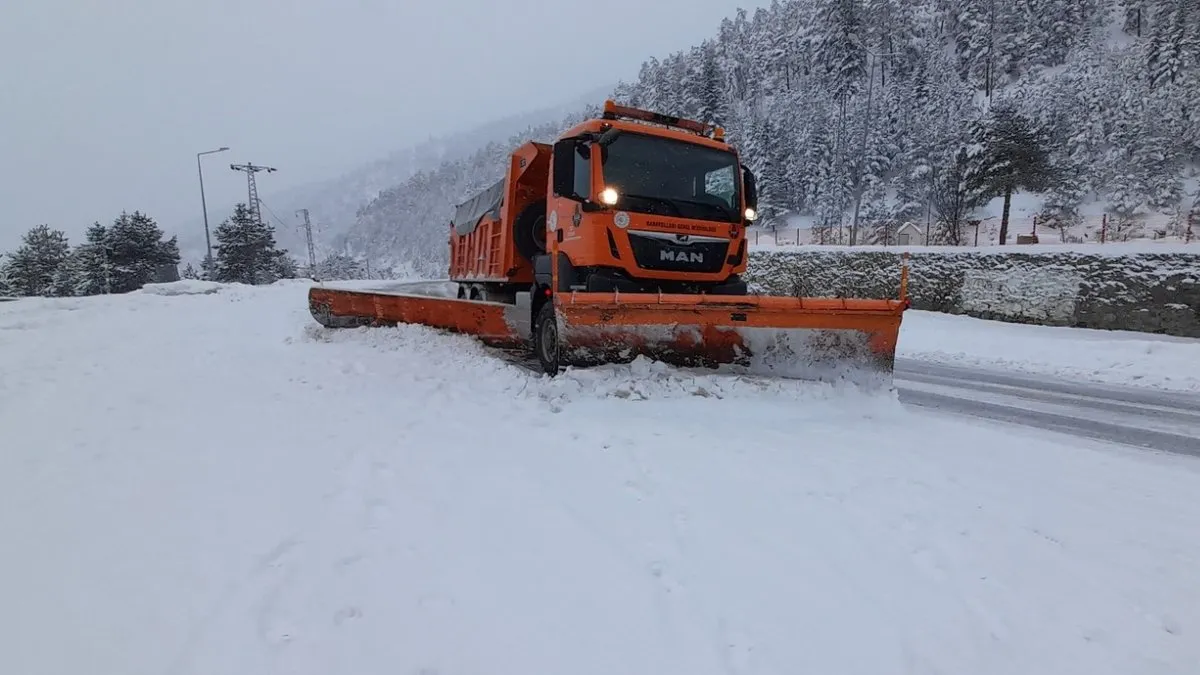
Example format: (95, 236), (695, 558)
(744, 248), (1200, 338)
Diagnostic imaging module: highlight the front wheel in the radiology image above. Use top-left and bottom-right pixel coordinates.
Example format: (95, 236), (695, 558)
(533, 300), (561, 375)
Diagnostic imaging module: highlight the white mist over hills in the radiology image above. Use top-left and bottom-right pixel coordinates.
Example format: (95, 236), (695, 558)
(176, 84), (615, 266)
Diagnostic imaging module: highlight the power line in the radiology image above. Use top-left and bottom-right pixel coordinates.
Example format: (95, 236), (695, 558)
(257, 197), (290, 231)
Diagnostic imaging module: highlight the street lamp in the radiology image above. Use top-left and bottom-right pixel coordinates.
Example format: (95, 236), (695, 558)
(197, 146), (230, 265)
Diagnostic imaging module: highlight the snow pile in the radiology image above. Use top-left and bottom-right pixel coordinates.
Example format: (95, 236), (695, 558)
(899, 310), (1200, 392)
(138, 279), (228, 295)
(538, 355), (897, 410)
(5, 283), (1200, 675)
(301, 322), (896, 414)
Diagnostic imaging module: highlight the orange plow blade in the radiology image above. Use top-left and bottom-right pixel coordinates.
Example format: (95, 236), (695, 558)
(308, 283), (527, 349)
(555, 291), (909, 384)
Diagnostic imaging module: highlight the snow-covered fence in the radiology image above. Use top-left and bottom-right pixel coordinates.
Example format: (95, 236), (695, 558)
(745, 247), (1200, 338)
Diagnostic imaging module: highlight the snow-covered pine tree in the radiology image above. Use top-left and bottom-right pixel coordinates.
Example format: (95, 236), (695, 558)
(1146, 0), (1200, 89)
(70, 222), (114, 296)
(49, 247), (88, 297)
(276, 255), (299, 280)
(200, 254), (216, 281)
(0, 256), (14, 296)
(181, 263), (199, 280)
(6, 225), (70, 297)
(104, 211), (180, 293)
(968, 102), (1056, 243)
(313, 253), (365, 281)
(213, 203), (291, 285)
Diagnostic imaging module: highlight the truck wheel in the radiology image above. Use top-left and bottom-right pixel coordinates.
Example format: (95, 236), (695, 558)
(533, 301), (560, 375)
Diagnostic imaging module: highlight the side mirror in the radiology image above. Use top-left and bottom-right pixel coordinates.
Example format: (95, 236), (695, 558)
(552, 139), (576, 198)
(742, 165), (758, 211)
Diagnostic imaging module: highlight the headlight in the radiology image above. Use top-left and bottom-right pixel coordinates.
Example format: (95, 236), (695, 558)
(744, 207), (757, 221)
(599, 187), (619, 205)
(613, 211), (630, 229)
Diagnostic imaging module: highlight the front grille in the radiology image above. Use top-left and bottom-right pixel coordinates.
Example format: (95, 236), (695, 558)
(628, 232), (729, 274)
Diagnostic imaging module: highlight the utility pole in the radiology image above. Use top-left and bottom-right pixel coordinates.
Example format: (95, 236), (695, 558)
(296, 208), (317, 270)
(197, 147), (229, 264)
(229, 162), (277, 225)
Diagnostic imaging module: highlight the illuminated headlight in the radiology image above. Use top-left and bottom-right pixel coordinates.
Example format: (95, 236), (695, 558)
(599, 187), (619, 205)
(613, 211), (630, 229)
(744, 207), (757, 221)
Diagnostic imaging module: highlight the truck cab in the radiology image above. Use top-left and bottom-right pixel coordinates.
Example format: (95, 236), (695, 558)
(537, 100), (758, 297)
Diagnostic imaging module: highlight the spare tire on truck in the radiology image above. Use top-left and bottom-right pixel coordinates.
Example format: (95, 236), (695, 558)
(513, 200), (547, 264)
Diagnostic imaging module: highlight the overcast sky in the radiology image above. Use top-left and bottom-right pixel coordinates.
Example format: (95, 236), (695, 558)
(0, 0), (770, 251)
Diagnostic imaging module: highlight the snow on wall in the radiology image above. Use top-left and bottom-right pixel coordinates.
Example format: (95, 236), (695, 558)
(960, 268), (1084, 324)
(745, 248), (1200, 338)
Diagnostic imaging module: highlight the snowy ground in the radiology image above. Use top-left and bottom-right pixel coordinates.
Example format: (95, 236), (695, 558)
(3, 281), (1200, 675)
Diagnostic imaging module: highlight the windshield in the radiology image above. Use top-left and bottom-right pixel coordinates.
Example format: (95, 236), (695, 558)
(599, 131), (740, 223)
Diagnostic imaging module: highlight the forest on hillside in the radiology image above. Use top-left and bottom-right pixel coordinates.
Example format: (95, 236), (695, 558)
(344, 0), (1200, 271)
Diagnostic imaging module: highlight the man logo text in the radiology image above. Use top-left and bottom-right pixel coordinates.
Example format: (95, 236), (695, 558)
(660, 250), (704, 263)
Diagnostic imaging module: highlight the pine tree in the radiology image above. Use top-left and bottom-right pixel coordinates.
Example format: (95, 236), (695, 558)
(50, 248), (87, 297)
(70, 222), (113, 296)
(313, 253), (365, 280)
(200, 254), (217, 281)
(276, 255), (299, 280)
(213, 203), (292, 285)
(7, 225), (70, 296)
(0, 256), (14, 296)
(968, 103), (1056, 244)
(181, 263), (199, 280)
(103, 212), (180, 293)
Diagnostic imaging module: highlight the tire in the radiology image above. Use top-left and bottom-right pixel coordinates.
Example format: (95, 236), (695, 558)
(514, 201), (547, 263)
(533, 300), (561, 375)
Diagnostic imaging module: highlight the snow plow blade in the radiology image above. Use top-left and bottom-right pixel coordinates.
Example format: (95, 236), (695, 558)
(307, 283), (526, 349)
(555, 292), (908, 383)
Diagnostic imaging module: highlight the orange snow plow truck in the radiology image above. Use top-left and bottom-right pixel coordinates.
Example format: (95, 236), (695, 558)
(308, 101), (911, 380)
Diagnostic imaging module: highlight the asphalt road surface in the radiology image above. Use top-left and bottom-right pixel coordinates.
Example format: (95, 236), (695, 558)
(894, 358), (1200, 458)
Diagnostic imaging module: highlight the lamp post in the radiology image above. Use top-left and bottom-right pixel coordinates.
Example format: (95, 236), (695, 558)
(197, 146), (230, 266)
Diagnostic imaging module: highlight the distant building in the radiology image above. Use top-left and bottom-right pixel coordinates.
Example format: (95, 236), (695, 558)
(896, 222), (923, 246)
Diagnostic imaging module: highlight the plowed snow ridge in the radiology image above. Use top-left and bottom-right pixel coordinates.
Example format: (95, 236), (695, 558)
(2, 280), (1199, 675)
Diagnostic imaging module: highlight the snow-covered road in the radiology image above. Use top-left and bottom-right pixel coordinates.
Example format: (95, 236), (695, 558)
(895, 359), (1200, 457)
(3, 281), (1199, 675)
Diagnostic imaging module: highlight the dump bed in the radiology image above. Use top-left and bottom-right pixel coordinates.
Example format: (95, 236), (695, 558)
(447, 142), (551, 285)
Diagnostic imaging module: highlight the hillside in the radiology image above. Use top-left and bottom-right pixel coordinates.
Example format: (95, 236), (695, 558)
(175, 85), (614, 265)
(335, 0), (1198, 272)
(341, 107), (601, 275)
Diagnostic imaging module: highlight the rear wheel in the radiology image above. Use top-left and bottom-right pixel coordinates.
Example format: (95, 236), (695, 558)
(533, 300), (560, 375)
